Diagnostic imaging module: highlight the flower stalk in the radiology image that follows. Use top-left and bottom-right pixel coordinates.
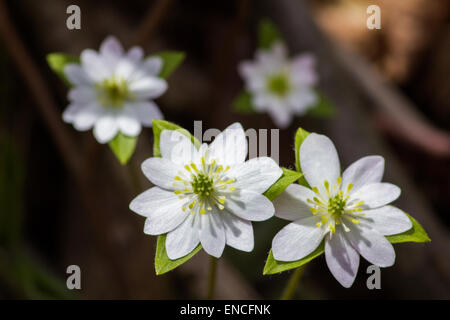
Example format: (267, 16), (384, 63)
(206, 256), (218, 300)
(280, 266), (305, 300)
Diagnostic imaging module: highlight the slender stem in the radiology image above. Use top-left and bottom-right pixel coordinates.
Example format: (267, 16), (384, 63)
(280, 266), (305, 300)
(206, 256), (218, 299)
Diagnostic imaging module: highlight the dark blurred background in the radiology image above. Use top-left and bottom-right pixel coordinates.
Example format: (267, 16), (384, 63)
(0, 0), (449, 299)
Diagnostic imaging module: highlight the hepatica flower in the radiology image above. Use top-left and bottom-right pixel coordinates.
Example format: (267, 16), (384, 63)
(130, 123), (283, 258)
(272, 133), (412, 287)
(63, 36), (166, 143)
(238, 42), (318, 128)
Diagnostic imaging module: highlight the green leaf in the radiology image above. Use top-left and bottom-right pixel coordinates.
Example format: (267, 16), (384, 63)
(108, 132), (138, 165)
(152, 119), (200, 158)
(387, 213), (431, 244)
(152, 120), (202, 274)
(46, 53), (79, 86)
(263, 242), (324, 275)
(308, 91), (336, 118)
(258, 18), (283, 49)
(294, 127), (310, 188)
(264, 168), (303, 201)
(155, 234), (202, 275)
(232, 91), (254, 114)
(152, 51), (185, 79)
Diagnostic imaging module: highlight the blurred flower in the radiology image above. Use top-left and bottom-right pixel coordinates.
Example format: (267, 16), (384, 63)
(130, 123), (282, 259)
(272, 133), (412, 287)
(62, 36), (166, 143)
(238, 42), (318, 128)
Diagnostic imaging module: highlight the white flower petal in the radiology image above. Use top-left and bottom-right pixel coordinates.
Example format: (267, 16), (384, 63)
(208, 123), (247, 165)
(68, 87), (97, 104)
(290, 53), (318, 86)
(129, 186), (180, 217)
(129, 187), (188, 235)
(128, 77), (167, 99)
(325, 231), (359, 288)
(64, 103), (102, 131)
(93, 115), (119, 143)
(300, 133), (340, 195)
(199, 209), (226, 258)
(224, 189), (274, 222)
(64, 64), (93, 86)
(81, 49), (112, 82)
(342, 156), (384, 193)
(287, 89), (317, 114)
(116, 112), (141, 137)
(267, 107), (292, 128)
(160, 129), (196, 164)
(272, 215), (325, 261)
(350, 182), (401, 209)
(346, 226), (395, 267)
(141, 157), (183, 190)
(226, 157), (282, 194)
(126, 46), (144, 63)
(141, 56), (163, 76)
(273, 184), (316, 221)
(166, 213), (200, 260)
(129, 101), (163, 126)
(221, 211), (254, 252)
(360, 205), (412, 236)
(100, 36), (124, 59)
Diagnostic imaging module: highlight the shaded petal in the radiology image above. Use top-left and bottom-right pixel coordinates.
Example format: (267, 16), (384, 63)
(267, 106), (292, 129)
(221, 211), (254, 252)
(100, 36), (124, 59)
(166, 213), (200, 260)
(81, 49), (112, 82)
(116, 110), (142, 137)
(346, 226), (395, 267)
(349, 182), (401, 209)
(226, 157), (282, 194)
(68, 87), (97, 103)
(141, 157), (183, 190)
(272, 215), (325, 261)
(128, 76), (167, 99)
(126, 46), (144, 63)
(360, 205), (412, 236)
(274, 184), (316, 221)
(93, 115), (118, 143)
(300, 133), (340, 196)
(290, 53), (318, 86)
(141, 56), (163, 76)
(342, 156), (384, 193)
(64, 64), (93, 86)
(160, 129), (197, 164)
(130, 101), (163, 126)
(325, 231), (359, 288)
(224, 190), (274, 222)
(200, 209), (226, 258)
(208, 123), (247, 166)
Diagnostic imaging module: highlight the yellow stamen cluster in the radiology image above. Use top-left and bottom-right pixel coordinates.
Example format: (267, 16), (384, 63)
(96, 76), (132, 108)
(173, 157), (237, 216)
(307, 177), (365, 235)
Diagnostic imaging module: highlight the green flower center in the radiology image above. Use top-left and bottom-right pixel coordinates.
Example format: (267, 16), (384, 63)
(267, 73), (291, 96)
(191, 173), (214, 198)
(97, 77), (130, 108)
(328, 194), (347, 219)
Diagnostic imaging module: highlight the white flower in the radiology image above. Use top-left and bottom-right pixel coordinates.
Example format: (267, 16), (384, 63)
(62, 36), (167, 143)
(272, 133), (412, 287)
(129, 123), (283, 259)
(238, 42), (318, 128)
